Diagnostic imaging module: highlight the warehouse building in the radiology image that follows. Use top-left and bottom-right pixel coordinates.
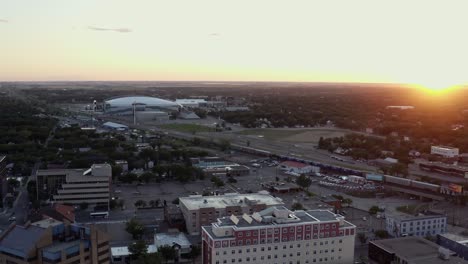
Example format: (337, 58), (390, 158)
(369, 236), (467, 264)
(431, 146), (459, 158)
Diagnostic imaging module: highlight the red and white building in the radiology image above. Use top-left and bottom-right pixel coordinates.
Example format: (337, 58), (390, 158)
(279, 161), (320, 175)
(202, 207), (356, 264)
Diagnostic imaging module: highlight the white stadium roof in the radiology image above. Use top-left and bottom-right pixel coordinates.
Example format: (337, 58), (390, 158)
(105, 96), (180, 107)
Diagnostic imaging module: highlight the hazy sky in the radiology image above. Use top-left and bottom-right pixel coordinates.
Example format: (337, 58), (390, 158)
(1, 0), (467, 86)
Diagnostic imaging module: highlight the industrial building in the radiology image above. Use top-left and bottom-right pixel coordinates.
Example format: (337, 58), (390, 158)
(0, 218), (110, 264)
(36, 164), (111, 210)
(431, 146), (459, 158)
(437, 233), (468, 261)
(179, 192), (284, 235)
(369, 236), (468, 264)
(102, 122), (128, 131)
(103, 96), (181, 115)
(190, 157), (250, 177)
(385, 211), (447, 237)
(202, 207), (356, 264)
(279, 161), (320, 175)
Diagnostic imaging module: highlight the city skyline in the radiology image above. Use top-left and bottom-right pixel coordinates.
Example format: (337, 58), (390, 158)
(1, 0), (468, 90)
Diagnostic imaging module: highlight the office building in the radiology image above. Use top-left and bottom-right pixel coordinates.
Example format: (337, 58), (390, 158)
(179, 192), (284, 235)
(36, 164), (111, 210)
(431, 146), (459, 158)
(369, 236), (468, 264)
(385, 212), (447, 237)
(0, 219), (110, 264)
(202, 207), (356, 264)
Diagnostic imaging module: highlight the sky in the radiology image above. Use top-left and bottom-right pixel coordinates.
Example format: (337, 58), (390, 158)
(1, 0), (468, 87)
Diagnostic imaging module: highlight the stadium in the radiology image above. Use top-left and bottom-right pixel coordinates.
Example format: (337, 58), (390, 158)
(103, 96), (181, 115)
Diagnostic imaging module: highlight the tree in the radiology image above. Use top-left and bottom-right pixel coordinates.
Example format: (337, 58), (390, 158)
(128, 240), (148, 259)
(158, 245), (176, 264)
(126, 218), (144, 239)
(369, 205), (380, 215)
(227, 177), (237, 183)
(134, 252), (163, 264)
(357, 233), (367, 244)
(111, 165), (123, 180)
(186, 245), (201, 264)
(119, 173), (138, 184)
(140, 172), (154, 183)
(296, 174), (312, 190)
(342, 198), (353, 207)
(292, 202), (304, 210)
(135, 200), (147, 208)
(374, 230), (389, 239)
(219, 139), (231, 151)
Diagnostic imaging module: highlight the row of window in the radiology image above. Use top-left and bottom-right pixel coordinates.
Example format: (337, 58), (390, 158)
(401, 219), (445, 227)
(214, 255), (342, 263)
(236, 225), (338, 238)
(220, 234), (346, 247)
(216, 247), (342, 256)
(216, 240), (343, 255)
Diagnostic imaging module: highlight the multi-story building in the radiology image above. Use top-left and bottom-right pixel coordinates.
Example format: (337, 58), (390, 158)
(0, 155), (7, 205)
(179, 192), (284, 235)
(0, 218), (110, 264)
(385, 211), (447, 237)
(431, 145), (459, 158)
(36, 164), (111, 210)
(202, 207), (356, 264)
(369, 236), (468, 264)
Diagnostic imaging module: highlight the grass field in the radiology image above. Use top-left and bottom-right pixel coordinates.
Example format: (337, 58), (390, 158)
(236, 128), (349, 143)
(160, 123), (214, 133)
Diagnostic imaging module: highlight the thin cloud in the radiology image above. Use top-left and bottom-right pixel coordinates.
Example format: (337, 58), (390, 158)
(0, 19), (8, 23)
(210, 33), (220, 37)
(87, 26), (132, 33)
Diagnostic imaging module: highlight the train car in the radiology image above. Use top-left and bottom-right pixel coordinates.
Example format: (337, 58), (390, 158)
(411, 180), (440, 193)
(231, 144), (272, 157)
(384, 175), (411, 186)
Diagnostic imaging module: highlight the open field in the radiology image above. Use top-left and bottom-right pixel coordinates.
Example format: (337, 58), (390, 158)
(236, 128), (350, 143)
(159, 123), (215, 133)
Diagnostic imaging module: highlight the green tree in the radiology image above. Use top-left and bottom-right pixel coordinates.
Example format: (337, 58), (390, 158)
(219, 139), (231, 151)
(158, 245), (176, 264)
(128, 240), (148, 259)
(292, 202), (304, 210)
(296, 174), (312, 190)
(374, 230), (389, 239)
(357, 233), (367, 244)
(111, 165), (123, 180)
(134, 252), (162, 264)
(126, 218), (144, 239)
(369, 205), (380, 215)
(140, 172), (154, 183)
(186, 245), (201, 264)
(342, 198), (353, 207)
(135, 200), (147, 208)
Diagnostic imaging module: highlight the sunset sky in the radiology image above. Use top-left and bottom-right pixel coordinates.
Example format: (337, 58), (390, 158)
(1, 0), (467, 87)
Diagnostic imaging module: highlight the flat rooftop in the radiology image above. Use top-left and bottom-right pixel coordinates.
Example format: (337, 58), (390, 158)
(371, 237), (468, 264)
(389, 211), (446, 222)
(179, 192), (284, 210)
(0, 225), (46, 256)
(32, 218), (64, 229)
(439, 233), (468, 245)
